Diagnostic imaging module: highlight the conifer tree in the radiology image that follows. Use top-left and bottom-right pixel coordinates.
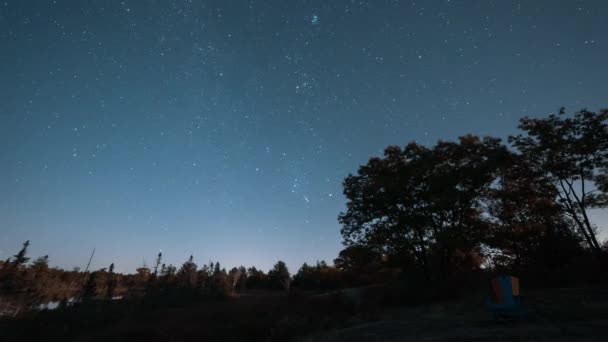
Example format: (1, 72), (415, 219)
(12, 240), (30, 268)
(1, 241), (31, 294)
(105, 263), (116, 299)
(153, 252), (162, 276)
(268, 261), (291, 291)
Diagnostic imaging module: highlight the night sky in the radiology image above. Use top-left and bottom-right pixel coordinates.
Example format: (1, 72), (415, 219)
(1, 1), (607, 273)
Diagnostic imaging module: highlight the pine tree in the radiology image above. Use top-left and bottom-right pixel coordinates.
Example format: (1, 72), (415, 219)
(147, 252), (163, 292)
(12, 240), (30, 268)
(105, 263), (116, 299)
(153, 252), (162, 276)
(268, 261), (291, 291)
(1, 241), (31, 294)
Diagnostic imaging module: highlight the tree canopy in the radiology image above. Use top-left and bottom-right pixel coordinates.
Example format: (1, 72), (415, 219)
(340, 108), (607, 280)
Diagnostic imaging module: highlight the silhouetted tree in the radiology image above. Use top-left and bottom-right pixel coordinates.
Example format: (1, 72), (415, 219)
(177, 255), (197, 288)
(292, 261), (344, 290)
(105, 263), (116, 299)
(237, 266), (248, 291)
(161, 264), (176, 278)
(339, 136), (509, 280)
(486, 153), (585, 272)
(334, 245), (382, 273)
(153, 252), (162, 276)
(12, 240), (31, 268)
(509, 108), (608, 252)
(0, 240), (32, 294)
(146, 252), (163, 292)
(268, 261), (290, 290)
(208, 265), (231, 297)
(246, 266), (267, 289)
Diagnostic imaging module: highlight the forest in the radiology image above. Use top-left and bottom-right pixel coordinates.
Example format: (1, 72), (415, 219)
(1, 108), (607, 341)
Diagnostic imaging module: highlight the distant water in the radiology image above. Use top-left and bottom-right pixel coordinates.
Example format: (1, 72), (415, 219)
(37, 296), (123, 311)
(37, 297), (76, 310)
(0, 296), (125, 316)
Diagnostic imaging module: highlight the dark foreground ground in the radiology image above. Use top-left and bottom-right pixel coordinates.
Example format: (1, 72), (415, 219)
(1, 287), (607, 341)
(302, 287), (608, 341)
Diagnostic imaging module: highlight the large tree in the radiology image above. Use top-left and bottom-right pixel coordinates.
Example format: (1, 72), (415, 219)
(486, 153), (584, 270)
(339, 135), (510, 279)
(509, 108), (608, 252)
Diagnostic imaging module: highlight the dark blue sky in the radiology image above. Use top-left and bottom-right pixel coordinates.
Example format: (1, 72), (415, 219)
(1, 0), (607, 273)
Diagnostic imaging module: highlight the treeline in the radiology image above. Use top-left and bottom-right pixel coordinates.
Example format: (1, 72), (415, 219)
(0, 238), (393, 315)
(133, 254), (295, 299)
(0, 242), (360, 314)
(339, 108), (608, 288)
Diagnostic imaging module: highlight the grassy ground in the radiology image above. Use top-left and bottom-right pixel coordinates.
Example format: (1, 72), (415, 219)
(1, 287), (607, 341)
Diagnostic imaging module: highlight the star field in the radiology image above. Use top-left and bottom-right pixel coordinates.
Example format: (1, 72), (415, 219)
(1, 0), (607, 272)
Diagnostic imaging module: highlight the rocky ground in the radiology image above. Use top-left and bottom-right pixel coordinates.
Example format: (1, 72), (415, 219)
(301, 287), (608, 341)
